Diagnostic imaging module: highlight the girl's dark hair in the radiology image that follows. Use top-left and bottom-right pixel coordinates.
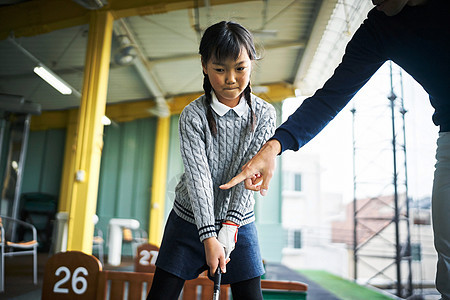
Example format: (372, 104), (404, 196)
(199, 21), (257, 137)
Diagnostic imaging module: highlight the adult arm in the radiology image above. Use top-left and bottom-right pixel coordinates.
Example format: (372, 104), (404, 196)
(221, 20), (387, 193)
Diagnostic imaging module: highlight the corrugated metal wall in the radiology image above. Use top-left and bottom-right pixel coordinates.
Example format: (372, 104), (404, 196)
(254, 102), (286, 262)
(96, 117), (157, 255)
(164, 115), (183, 221)
(22, 129), (65, 196)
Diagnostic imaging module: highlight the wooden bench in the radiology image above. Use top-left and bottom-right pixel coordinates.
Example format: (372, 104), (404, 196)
(97, 271), (154, 300)
(261, 280), (308, 299)
(42, 251), (307, 300)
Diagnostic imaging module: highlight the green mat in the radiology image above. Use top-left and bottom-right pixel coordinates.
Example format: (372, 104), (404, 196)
(297, 270), (393, 300)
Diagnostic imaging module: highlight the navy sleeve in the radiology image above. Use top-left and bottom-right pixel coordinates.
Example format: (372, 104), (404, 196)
(273, 18), (387, 152)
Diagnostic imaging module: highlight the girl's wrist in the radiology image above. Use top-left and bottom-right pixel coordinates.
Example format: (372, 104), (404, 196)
(223, 220), (238, 226)
(203, 236), (217, 244)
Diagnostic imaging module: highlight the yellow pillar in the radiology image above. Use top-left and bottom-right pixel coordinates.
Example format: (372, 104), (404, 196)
(57, 109), (78, 213)
(149, 117), (170, 245)
(66, 10), (114, 253)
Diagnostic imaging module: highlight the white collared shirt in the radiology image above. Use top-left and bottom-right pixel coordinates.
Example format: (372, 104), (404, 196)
(210, 91), (248, 117)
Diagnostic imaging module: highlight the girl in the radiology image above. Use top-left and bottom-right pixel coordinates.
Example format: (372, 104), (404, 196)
(147, 21), (276, 300)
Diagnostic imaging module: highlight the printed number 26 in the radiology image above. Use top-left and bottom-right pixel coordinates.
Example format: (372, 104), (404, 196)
(53, 266), (89, 295)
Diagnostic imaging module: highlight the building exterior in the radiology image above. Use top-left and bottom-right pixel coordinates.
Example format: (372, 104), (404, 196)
(280, 150), (348, 276)
(279, 148), (437, 289)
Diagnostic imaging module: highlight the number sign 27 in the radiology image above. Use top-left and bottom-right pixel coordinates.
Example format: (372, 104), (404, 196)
(134, 243), (160, 273)
(139, 250), (158, 266)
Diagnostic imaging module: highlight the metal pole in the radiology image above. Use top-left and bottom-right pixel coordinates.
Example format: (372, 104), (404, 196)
(11, 115), (30, 220)
(399, 68), (413, 296)
(351, 105), (358, 281)
(389, 62), (402, 297)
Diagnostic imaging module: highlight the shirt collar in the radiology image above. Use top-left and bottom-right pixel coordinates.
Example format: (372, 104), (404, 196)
(210, 91), (248, 117)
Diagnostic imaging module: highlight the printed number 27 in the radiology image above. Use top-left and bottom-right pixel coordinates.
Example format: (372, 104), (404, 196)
(139, 250), (158, 266)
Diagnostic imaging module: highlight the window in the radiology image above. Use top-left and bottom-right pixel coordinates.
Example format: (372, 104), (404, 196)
(283, 172), (302, 192)
(294, 174), (302, 192)
(287, 229), (302, 249)
(293, 230), (302, 248)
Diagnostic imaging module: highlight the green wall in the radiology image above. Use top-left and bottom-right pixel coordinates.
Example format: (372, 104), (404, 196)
(20, 118), (159, 256)
(96, 117), (157, 255)
(22, 129), (65, 196)
(164, 115), (184, 221)
(255, 101), (286, 263)
(18, 129), (65, 250)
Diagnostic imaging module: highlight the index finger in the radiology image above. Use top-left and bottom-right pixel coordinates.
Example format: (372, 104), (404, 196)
(219, 171), (247, 190)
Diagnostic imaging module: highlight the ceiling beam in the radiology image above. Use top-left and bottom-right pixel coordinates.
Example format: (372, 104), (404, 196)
(110, 0), (258, 19)
(0, 0), (89, 40)
(293, 0), (338, 90)
(30, 81), (295, 129)
(0, 0), (259, 40)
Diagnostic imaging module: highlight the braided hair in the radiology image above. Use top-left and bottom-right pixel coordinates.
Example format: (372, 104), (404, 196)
(199, 21), (257, 137)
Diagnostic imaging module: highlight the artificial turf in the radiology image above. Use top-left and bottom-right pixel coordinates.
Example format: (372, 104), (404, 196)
(297, 269), (394, 300)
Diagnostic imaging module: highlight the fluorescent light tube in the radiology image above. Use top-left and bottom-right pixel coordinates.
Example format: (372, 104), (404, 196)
(33, 64), (73, 95)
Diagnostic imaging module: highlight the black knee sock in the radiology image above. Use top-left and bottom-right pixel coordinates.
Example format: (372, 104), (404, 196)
(230, 276), (263, 300)
(147, 267), (185, 300)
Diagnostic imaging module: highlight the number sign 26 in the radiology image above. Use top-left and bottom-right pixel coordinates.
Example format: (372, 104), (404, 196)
(42, 251), (101, 300)
(53, 266), (89, 294)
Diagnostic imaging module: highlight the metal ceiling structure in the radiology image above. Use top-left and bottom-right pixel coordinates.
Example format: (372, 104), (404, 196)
(1, 1), (420, 298)
(0, 0), (347, 116)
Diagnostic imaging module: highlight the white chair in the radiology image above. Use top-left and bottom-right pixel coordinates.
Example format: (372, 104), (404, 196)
(122, 226), (148, 258)
(107, 218), (146, 266)
(92, 214), (105, 265)
(92, 228), (105, 265)
(0, 215), (38, 292)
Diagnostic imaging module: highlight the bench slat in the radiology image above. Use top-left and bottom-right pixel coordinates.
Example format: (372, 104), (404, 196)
(97, 271), (154, 300)
(262, 279), (308, 291)
(109, 279), (125, 300)
(128, 281), (144, 300)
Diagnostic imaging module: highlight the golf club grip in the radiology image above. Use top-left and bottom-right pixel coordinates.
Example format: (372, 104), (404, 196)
(214, 268), (221, 294)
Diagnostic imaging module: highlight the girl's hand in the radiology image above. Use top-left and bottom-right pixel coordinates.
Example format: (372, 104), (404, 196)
(217, 221), (239, 259)
(203, 237), (227, 276)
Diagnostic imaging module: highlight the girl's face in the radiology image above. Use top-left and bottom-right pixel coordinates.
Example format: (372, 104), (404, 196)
(202, 48), (252, 108)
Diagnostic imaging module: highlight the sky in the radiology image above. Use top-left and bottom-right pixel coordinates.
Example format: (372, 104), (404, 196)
(282, 62), (439, 204)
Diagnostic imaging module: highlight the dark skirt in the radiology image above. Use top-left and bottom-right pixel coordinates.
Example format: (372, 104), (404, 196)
(155, 210), (265, 284)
